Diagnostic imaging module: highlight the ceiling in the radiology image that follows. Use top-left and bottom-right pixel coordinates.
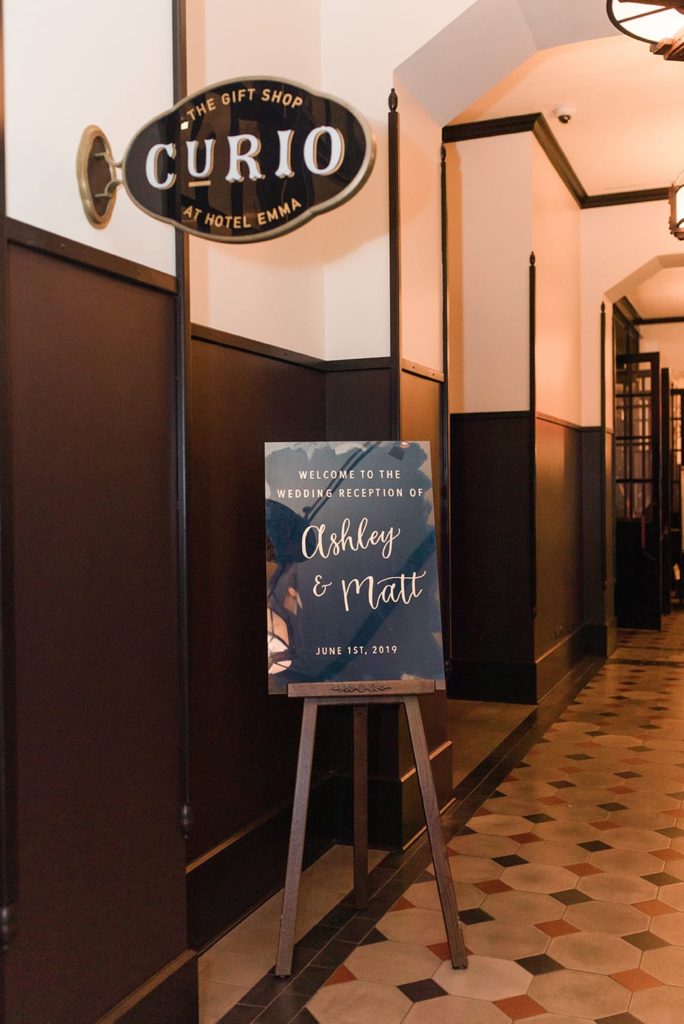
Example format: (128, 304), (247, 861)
(452, 33), (684, 197)
(448, 27), (684, 322)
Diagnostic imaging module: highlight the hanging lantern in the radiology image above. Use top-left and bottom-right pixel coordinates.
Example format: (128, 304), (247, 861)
(607, 1), (684, 58)
(669, 178), (684, 239)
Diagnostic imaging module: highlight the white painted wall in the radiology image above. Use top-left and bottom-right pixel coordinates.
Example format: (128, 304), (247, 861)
(532, 138), (581, 425)
(641, 323), (684, 388)
(4, 0), (176, 275)
(186, 0), (326, 358)
(581, 201), (682, 424)
(449, 133), (533, 414)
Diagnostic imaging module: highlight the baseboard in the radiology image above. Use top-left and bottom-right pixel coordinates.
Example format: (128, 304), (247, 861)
(331, 741), (454, 849)
(449, 661), (537, 704)
(186, 775), (335, 951)
(96, 952), (198, 1024)
(583, 618), (618, 658)
(536, 627), (587, 701)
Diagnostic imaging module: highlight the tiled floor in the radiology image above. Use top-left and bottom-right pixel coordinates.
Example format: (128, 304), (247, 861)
(201, 614), (684, 1024)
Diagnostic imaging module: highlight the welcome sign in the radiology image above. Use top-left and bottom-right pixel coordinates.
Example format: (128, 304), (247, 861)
(265, 441), (445, 696)
(122, 77), (375, 242)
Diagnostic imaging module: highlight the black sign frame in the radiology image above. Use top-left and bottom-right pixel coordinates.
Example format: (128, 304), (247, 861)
(121, 76), (376, 243)
(265, 440), (445, 698)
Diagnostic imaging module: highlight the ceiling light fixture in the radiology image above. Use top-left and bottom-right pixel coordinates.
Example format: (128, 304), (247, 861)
(607, 1), (684, 59)
(669, 172), (684, 239)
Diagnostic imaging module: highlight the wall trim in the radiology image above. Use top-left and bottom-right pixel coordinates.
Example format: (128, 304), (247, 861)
(325, 357), (391, 372)
(6, 218), (178, 294)
(442, 114), (668, 210)
(401, 359), (445, 383)
(451, 410), (530, 421)
(0, 0), (18, 953)
(635, 315), (684, 325)
(187, 775), (335, 951)
(192, 323), (391, 374)
(388, 89), (401, 439)
(95, 951), (198, 1024)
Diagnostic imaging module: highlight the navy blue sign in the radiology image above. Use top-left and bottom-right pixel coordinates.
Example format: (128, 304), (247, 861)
(265, 441), (445, 695)
(122, 77), (375, 242)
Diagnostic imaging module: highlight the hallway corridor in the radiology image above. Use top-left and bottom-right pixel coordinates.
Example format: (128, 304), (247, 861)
(205, 616), (684, 1024)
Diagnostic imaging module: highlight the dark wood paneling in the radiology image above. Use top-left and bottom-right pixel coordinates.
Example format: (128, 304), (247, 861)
(188, 338), (326, 863)
(325, 368), (391, 441)
(399, 370), (449, 770)
(535, 419), (583, 661)
(450, 413), (533, 672)
(5, 244), (188, 1024)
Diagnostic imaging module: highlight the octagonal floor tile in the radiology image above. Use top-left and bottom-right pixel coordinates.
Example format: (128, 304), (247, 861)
(563, 898), (649, 936)
(650, 911), (684, 945)
(481, 890), (562, 924)
(631, 984), (684, 1023)
(641, 943), (684, 985)
(469, 814), (533, 836)
(464, 920), (549, 960)
(520, 841), (589, 867)
(588, 848), (664, 875)
(450, 856), (504, 884)
(605, 827), (668, 852)
(433, 955), (531, 1001)
(307, 979), (412, 1024)
(577, 871), (657, 904)
(528, 970), (630, 1018)
(402, 994), (509, 1024)
(346, 940), (440, 987)
(376, 907), (446, 946)
(448, 834), (519, 860)
(659, 882), (684, 910)
(534, 821), (602, 845)
(547, 931), (640, 974)
(501, 863), (578, 894)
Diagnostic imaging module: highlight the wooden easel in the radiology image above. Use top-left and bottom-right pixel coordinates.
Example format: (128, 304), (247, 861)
(275, 690), (468, 977)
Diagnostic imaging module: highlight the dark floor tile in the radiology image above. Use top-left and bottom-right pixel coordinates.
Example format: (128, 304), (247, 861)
(551, 889), (592, 906)
(566, 753), (593, 761)
(317, 905), (356, 930)
(599, 802), (627, 812)
(642, 872), (681, 886)
(254, 990), (310, 1024)
(242, 974), (293, 1007)
(288, 965), (337, 998)
(658, 827), (684, 838)
(595, 1013), (647, 1024)
(291, 1011), (318, 1024)
(217, 1005), (261, 1024)
(335, 917), (377, 943)
(525, 813), (554, 823)
(296, 924), (339, 952)
(623, 931), (670, 951)
(460, 907), (494, 925)
(615, 772), (641, 779)
(516, 953), (563, 975)
(493, 854), (528, 868)
(578, 839), (612, 852)
(549, 780), (575, 789)
(312, 939), (357, 968)
(359, 927), (386, 946)
(398, 979), (447, 1002)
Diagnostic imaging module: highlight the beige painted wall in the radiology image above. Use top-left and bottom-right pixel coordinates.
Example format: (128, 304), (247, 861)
(448, 133), (533, 414)
(532, 138), (581, 425)
(641, 323), (684, 388)
(5, 0), (176, 274)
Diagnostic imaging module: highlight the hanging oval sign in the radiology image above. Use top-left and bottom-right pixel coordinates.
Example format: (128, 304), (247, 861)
(122, 77), (375, 243)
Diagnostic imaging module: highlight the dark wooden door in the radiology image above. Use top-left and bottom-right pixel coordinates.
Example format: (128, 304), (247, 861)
(615, 352), (662, 630)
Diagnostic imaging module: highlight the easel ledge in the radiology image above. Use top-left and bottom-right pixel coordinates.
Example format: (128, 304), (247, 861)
(275, 687), (467, 977)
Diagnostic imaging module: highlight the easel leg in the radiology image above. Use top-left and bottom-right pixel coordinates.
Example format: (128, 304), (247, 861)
(353, 705), (368, 909)
(403, 695), (467, 969)
(276, 699), (318, 977)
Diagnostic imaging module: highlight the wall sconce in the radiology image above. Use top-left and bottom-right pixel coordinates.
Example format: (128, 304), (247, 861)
(669, 176), (684, 239)
(607, 1), (684, 59)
